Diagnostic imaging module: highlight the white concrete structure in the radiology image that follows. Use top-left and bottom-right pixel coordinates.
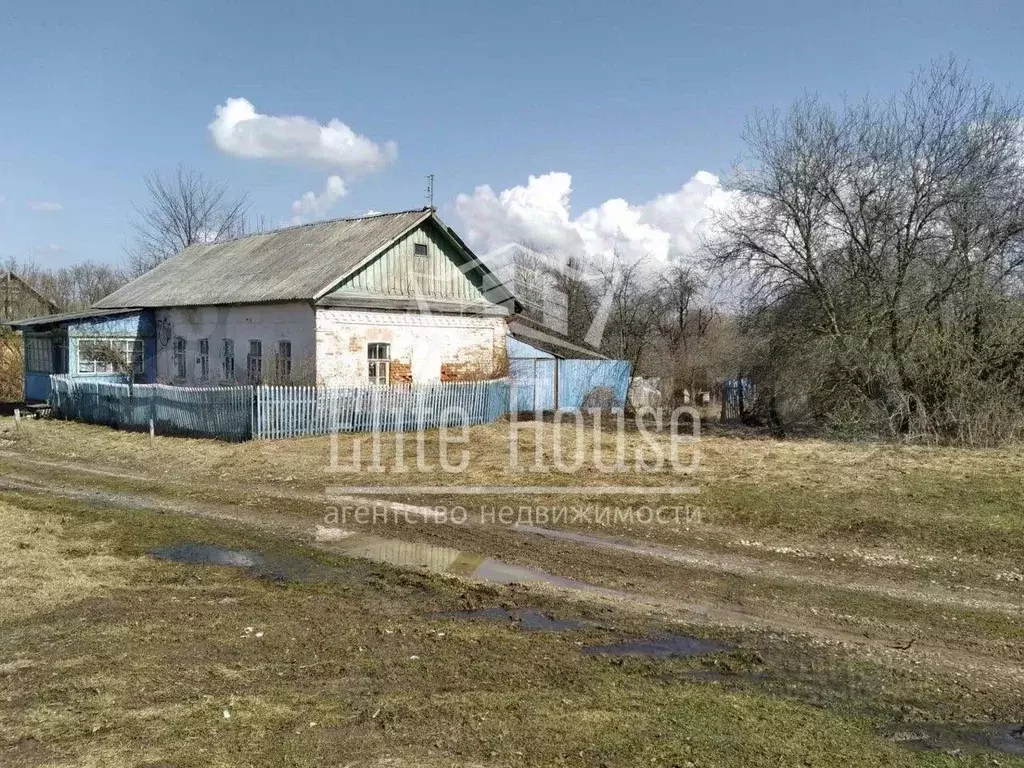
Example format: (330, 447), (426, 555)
(154, 304), (315, 385)
(315, 309), (507, 386)
(91, 210), (529, 388)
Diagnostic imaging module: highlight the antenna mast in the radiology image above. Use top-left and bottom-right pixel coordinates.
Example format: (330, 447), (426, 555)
(425, 174), (435, 209)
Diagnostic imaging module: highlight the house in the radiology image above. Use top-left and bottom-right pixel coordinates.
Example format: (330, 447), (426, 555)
(1, 272), (61, 402)
(8, 209), (525, 401)
(1, 271), (59, 322)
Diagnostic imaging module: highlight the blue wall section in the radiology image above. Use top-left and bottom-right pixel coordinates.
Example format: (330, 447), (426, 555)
(510, 357), (557, 410)
(508, 355), (632, 412)
(24, 372), (52, 402)
(557, 359), (632, 410)
(508, 337), (556, 359)
(21, 310), (156, 402)
(66, 312), (156, 384)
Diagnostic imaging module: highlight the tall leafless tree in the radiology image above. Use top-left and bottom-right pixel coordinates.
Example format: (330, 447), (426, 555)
(593, 250), (665, 373)
(709, 60), (1024, 443)
(126, 166), (249, 277)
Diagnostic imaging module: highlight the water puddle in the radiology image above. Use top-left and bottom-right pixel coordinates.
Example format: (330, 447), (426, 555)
(582, 634), (732, 659)
(434, 607), (586, 632)
(887, 723), (1024, 757)
(151, 531), (625, 600)
(151, 543), (344, 584)
(315, 527), (626, 599)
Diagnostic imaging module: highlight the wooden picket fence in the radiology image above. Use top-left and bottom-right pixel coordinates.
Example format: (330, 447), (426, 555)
(253, 379), (510, 439)
(49, 375), (511, 442)
(50, 375), (254, 441)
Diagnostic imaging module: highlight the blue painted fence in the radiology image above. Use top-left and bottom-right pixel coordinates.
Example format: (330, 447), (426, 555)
(509, 358), (632, 412)
(51, 376), (253, 441)
(49, 375), (511, 442)
(49, 358), (631, 441)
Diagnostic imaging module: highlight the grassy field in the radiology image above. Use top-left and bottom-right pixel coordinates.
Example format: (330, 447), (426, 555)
(1, 416), (1023, 766)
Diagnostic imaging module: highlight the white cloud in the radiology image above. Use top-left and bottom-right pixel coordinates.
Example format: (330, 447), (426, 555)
(290, 175), (347, 224)
(453, 170), (734, 268)
(0, 195), (6, 204)
(29, 201), (62, 212)
(209, 97), (397, 175)
(31, 243), (63, 256)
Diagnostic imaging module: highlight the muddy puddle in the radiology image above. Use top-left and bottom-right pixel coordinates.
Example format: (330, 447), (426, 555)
(313, 527), (627, 599)
(150, 531), (626, 600)
(887, 722), (1024, 757)
(582, 634), (733, 659)
(151, 543), (345, 584)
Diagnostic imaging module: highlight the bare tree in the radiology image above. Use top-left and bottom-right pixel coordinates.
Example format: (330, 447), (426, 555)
(6, 257), (127, 312)
(709, 60), (1024, 443)
(126, 166), (249, 277)
(593, 251), (665, 373)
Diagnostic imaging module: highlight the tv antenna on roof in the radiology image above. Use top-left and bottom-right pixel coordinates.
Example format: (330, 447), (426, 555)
(425, 174), (434, 209)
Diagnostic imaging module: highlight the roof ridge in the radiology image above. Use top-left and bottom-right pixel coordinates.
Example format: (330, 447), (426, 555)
(200, 207), (433, 246)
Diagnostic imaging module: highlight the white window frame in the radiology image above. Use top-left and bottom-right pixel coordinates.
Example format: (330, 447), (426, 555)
(222, 338), (235, 382)
(247, 340), (262, 384)
(367, 342), (390, 385)
(276, 340), (292, 382)
(172, 336), (187, 379)
(77, 338), (144, 376)
(197, 338), (210, 380)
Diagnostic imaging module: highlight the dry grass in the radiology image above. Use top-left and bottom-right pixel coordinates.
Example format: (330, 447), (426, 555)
(7, 416), (1024, 566)
(0, 502), (136, 623)
(1, 493), (1018, 768)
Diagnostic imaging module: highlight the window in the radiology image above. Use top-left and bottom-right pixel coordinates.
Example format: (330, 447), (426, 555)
(413, 242), (429, 257)
(197, 338), (210, 380)
(25, 337), (55, 373)
(77, 338), (145, 376)
(247, 340), (262, 384)
(276, 341), (292, 382)
(171, 336), (187, 379)
(367, 342), (390, 385)
(222, 339), (235, 381)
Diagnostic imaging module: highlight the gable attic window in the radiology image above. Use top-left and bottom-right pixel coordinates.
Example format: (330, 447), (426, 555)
(367, 342), (390, 385)
(413, 242), (429, 257)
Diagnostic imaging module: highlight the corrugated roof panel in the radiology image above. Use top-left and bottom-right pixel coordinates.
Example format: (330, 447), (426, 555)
(95, 209), (432, 308)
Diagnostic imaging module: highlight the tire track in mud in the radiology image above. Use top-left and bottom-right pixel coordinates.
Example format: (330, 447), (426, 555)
(1, 450), (1021, 618)
(2, 467), (1024, 685)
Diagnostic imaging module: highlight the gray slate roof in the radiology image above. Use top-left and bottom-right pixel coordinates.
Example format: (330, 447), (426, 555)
(95, 208), (433, 308)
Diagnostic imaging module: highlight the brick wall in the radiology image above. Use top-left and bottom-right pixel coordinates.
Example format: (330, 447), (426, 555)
(315, 308), (508, 386)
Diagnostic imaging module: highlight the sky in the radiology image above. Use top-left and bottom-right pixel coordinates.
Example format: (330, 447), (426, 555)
(2, 0), (1023, 269)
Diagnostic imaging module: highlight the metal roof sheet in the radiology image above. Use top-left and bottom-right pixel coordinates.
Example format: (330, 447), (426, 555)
(5, 307), (143, 329)
(95, 209), (433, 308)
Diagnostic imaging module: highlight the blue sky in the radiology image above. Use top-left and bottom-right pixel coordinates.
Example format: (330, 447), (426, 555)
(2, 0), (1022, 268)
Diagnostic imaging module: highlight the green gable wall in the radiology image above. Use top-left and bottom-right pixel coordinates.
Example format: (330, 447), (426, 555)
(327, 220), (488, 301)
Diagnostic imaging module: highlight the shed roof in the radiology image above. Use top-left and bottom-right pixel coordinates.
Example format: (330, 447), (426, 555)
(5, 307), (143, 329)
(95, 208), (447, 308)
(507, 316), (605, 360)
